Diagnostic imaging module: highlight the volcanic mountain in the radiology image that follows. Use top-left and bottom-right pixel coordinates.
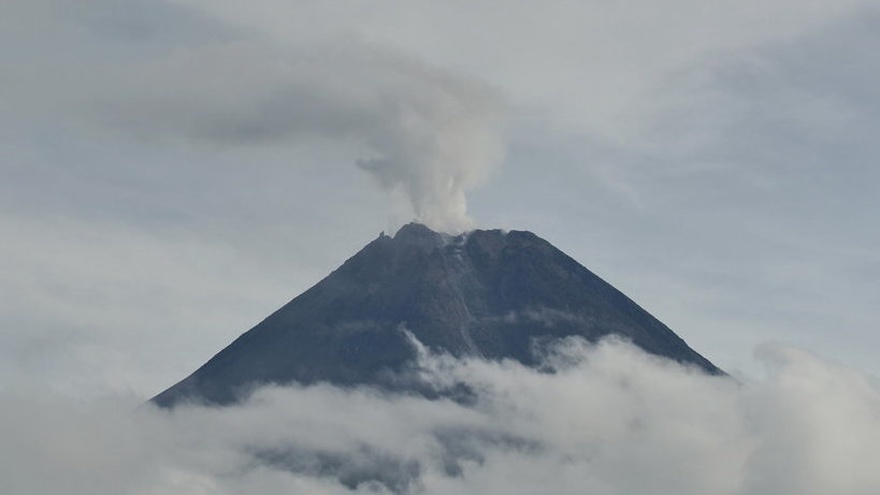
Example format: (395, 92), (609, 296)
(153, 223), (720, 407)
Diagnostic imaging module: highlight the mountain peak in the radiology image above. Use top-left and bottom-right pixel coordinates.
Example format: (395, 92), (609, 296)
(391, 222), (450, 251)
(394, 221), (438, 238)
(153, 226), (721, 407)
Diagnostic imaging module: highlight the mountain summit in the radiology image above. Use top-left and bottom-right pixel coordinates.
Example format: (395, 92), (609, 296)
(153, 223), (720, 407)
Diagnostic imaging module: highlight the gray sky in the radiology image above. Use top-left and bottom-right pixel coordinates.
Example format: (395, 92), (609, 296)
(4, 0), (876, 397)
(2, 1), (880, 493)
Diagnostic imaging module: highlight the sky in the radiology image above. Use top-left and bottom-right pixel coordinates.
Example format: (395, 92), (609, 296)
(2, 1), (879, 493)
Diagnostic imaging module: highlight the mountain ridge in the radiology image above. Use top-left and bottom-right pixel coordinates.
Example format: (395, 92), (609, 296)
(153, 223), (720, 407)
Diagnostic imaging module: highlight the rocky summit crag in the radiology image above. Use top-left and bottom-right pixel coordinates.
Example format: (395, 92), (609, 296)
(153, 223), (720, 407)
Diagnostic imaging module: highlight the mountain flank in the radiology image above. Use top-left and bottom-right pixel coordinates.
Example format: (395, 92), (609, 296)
(154, 223), (720, 407)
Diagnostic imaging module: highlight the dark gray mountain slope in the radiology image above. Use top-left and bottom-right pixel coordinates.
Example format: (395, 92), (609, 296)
(153, 223), (720, 407)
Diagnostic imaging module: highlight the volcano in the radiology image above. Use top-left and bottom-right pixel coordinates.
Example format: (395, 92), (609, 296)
(153, 223), (720, 407)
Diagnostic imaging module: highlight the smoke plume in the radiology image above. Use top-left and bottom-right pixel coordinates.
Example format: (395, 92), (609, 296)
(99, 40), (504, 232)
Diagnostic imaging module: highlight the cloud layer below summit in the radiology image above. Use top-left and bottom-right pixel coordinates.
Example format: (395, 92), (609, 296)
(3, 339), (879, 495)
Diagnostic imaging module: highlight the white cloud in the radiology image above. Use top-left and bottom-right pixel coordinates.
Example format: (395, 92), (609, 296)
(166, 0), (871, 142)
(2, 0), (505, 233)
(2, 339), (878, 494)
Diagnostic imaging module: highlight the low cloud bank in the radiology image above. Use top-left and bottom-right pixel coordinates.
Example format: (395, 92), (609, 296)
(2, 338), (879, 494)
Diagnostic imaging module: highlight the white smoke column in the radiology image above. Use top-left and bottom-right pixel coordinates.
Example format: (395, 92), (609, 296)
(352, 53), (504, 232)
(99, 40), (505, 233)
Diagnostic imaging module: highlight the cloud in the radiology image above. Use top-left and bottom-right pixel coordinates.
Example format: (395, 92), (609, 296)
(100, 39), (503, 232)
(170, 0), (870, 142)
(2, 338), (878, 494)
(3, 1), (504, 233)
